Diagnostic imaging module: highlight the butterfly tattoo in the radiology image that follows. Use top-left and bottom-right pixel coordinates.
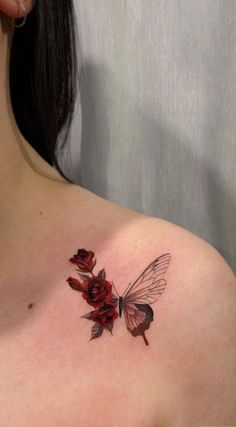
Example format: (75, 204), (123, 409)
(66, 249), (171, 346)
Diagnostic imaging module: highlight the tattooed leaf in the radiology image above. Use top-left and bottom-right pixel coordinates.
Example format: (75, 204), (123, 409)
(78, 273), (91, 281)
(107, 322), (113, 335)
(81, 312), (93, 320)
(89, 323), (104, 341)
(97, 268), (106, 281)
(66, 277), (85, 292)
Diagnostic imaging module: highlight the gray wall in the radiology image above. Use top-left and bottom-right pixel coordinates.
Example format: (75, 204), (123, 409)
(63, 0), (236, 273)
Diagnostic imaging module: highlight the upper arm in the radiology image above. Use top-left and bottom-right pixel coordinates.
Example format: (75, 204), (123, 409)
(149, 219), (236, 426)
(174, 257), (235, 425)
(97, 212), (235, 425)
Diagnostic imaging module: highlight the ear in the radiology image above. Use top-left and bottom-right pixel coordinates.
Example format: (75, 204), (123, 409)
(0, 0), (35, 19)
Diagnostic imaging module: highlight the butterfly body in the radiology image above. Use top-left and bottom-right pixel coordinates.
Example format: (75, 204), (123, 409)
(118, 296), (124, 317)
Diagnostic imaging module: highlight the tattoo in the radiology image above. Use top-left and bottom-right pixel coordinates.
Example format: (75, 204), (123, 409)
(66, 249), (171, 346)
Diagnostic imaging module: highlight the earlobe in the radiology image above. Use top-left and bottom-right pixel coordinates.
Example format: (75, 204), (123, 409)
(0, 0), (34, 19)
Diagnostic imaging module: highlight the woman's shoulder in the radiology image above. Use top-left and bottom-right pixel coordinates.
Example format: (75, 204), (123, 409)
(64, 183), (236, 424)
(65, 182), (235, 280)
(1, 179), (235, 426)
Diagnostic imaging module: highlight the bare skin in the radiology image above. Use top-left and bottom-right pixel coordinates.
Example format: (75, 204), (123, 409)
(0, 3), (236, 426)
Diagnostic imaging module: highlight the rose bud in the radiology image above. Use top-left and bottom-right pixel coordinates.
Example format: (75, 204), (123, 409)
(69, 249), (96, 272)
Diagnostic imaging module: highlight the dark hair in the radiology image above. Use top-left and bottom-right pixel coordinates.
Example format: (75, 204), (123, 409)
(9, 0), (80, 183)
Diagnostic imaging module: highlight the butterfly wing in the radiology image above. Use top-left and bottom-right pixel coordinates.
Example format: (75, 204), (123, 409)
(122, 302), (154, 345)
(123, 253), (171, 304)
(122, 253), (171, 345)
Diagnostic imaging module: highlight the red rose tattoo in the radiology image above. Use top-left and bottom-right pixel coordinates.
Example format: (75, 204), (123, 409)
(67, 249), (118, 340)
(66, 248), (171, 345)
(69, 249), (96, 272)
(83, 304), (119, 327)
(82, 276), (114, 308)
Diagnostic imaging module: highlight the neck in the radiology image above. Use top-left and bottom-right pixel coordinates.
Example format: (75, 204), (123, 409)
(0, 14), (69, 230)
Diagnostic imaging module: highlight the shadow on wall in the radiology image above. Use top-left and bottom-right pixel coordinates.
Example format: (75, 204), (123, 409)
(73, 62), (112, 198)
(70, 60), (236, 274)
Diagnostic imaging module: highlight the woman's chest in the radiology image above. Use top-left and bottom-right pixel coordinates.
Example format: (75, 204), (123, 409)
(0, 358), (164, 427)
(0, 318), (168, 427)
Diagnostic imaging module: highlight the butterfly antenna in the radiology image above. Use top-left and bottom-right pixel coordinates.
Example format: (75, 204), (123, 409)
(122, 282), (132, 298)
(111, 281), (119, 298)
